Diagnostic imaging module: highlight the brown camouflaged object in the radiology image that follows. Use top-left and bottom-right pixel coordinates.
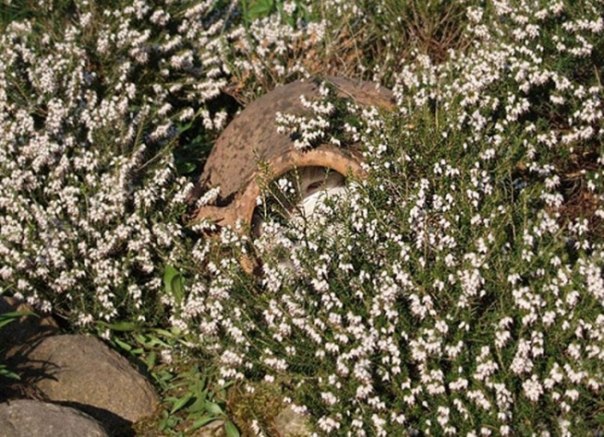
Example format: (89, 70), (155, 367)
(192, 77), (394, 229)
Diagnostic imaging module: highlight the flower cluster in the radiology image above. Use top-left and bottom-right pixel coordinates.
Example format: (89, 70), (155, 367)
(179, 0), (604, 434)
(1, 0), (603, 435)
(0, 0), (328, 324)
(275, 86), (335, 150)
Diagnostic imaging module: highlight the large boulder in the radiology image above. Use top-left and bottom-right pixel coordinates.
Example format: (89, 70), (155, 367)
(7, 334), (159, 434)
(0, 399), (108, 437)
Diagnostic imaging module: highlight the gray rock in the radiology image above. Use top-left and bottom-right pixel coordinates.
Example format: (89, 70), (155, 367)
(274, 406), (311, 437)
(0, 296), (58, 351)
(7, 334), (159, 434)
(0, 399), (108, 437)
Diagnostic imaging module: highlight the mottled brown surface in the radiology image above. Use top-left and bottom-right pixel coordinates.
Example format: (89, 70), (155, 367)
(193, 76), (393, 227)
(195, 145), (366, 228)
(274, 405), (310, 437)
(0, 399), (108, 437)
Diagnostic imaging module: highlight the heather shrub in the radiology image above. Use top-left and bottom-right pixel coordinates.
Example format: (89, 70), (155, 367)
(174, 1), (604, 434)
(0, 0), (326, 327)
(1, 0), (603, 435)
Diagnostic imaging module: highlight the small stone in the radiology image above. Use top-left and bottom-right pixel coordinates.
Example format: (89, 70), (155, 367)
(274, 406), (311, 437)
(196, 419), (226, 437)
(0, 399), (108, 437)
(7, 334), (159, 434)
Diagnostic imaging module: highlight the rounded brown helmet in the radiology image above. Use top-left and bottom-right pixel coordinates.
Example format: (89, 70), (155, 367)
(191, 76), (394, 230)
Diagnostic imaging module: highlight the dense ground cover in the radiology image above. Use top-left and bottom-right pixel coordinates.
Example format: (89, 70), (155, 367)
(1, 0), (603, 435)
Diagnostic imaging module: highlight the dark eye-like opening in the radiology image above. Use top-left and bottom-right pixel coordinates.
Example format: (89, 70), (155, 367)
(306, 180), (325, 194)
(252, 166), (347, 237)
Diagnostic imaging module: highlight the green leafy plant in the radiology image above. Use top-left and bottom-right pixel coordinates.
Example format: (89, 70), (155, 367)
(241, 0), (308, 26)
(165, 369), (240, 437)
(164, 265), (185, 308)
(241, 0), (276, 22)
(0, 310), (34, 380)
(98, 320), (240, 436)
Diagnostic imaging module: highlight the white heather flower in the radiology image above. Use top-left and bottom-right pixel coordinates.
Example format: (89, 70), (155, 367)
(317, 416), (340, 433)
(523, 375), (544, 402)
(283, 1), (296, 15)
(196, 187), (221, 207)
